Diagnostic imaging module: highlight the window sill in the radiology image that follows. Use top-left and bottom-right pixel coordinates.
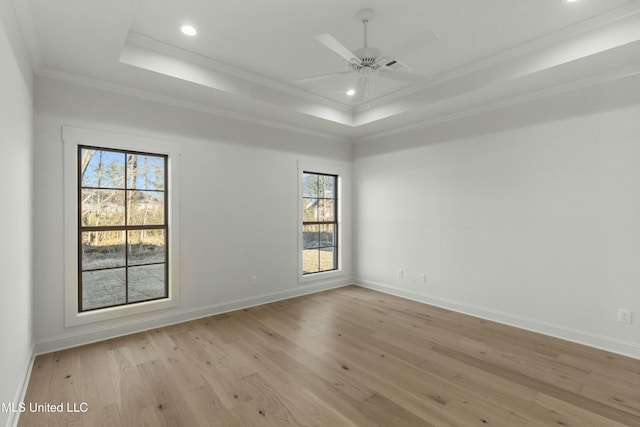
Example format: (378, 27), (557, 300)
(298, 268), (344, 284)
(65, 295), (178, 327)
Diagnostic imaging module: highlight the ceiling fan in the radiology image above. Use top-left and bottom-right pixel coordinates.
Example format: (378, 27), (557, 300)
(295, 9), (439, 102)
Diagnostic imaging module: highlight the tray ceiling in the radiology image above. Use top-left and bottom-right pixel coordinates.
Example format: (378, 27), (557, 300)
(17, 0), (640, 138)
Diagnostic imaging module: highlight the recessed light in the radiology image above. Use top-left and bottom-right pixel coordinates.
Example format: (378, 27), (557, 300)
(346, 89), (356, 96)
(565, 0), (580, 3)
(180, 24), (197, 36)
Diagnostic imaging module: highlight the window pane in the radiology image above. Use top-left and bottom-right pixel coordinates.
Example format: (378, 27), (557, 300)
(81, 189), (125, 226)
(127, 190), (165, 225)
(303, 198), (318, 222)
(303, 224), (320, 249)
(318, 175), (335, 198)
(127, 154), (165, 190)
(303, 173), (318, 197)
(81, 268), (126, 311)
(319, 224), (335, 247)
(128, 229), (166, 265)
(78, 146), (170, 313)
(81, 149), (125, 189)
(129, 265), (166, 302)
(81, 231), (125, 270)
(318, 199), (335, 222)
(303, 249), (320, 274)
(319, 247), (337, 272)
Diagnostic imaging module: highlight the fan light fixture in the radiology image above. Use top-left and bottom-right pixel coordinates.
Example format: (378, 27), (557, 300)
(180, 24), (197, 36)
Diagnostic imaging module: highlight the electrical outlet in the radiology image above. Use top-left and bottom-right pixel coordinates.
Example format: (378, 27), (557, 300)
(618, 309), (632, 324)
(251, 275), (257, 286)
(420, 273), (427, 283)
(397, 269), (404, 279)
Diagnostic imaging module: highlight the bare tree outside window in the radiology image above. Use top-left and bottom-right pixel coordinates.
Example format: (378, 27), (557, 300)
(78, 146), (168, 311)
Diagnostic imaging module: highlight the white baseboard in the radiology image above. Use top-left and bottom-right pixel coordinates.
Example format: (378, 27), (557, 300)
(355, 279), (640, 360)
(34, 280), (351, 355)
(6, 345), (35, 427)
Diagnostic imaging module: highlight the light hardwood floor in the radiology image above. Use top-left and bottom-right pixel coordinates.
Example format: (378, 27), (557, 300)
(19, 286), (640, 426)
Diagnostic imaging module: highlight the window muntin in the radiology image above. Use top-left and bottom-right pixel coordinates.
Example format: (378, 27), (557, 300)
(302, 172), (338, 275)
(78, 146), (168, 312)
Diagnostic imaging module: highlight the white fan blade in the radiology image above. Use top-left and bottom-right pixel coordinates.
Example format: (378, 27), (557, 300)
(352, 78), (367, 103)
(388, 29), (439, 58)
(294, 70), (352, 84)
(378, 69), (432, 85)
(315, 33), (362, 65)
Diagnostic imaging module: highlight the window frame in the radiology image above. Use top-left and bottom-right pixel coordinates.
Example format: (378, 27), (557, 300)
(63, 126), (180, 327)
(298, 160), (344, 283)
(301, 172), (339, 275)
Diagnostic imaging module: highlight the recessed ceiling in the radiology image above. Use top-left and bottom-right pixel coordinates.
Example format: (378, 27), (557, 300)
(127, 0), (632, 102)
(19, 0), (640, 138)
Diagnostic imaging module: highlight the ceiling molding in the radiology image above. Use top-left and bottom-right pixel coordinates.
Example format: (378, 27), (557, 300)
(35, 44), (640, 145)
(352, 10), (640, 130)
(35, 68), (352, 143)
(439, 2), (640, 82)
(125, 32), (353, 113)
(358, 60), (640, 142)
(120, 35), (357, 127)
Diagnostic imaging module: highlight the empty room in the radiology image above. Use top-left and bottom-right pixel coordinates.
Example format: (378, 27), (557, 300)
(2, 0), (640, 425)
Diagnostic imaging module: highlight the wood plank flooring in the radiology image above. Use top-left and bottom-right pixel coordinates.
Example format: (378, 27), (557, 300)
(18, 286), (640, 426)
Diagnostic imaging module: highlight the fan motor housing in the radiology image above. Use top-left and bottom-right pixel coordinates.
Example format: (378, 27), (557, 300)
(351, 47), (381, 72)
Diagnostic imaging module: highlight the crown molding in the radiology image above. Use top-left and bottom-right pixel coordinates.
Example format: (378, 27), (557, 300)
(35, 68), (352, 143)
(35, 55), (640, 145)
(358, 61), (640, 142)
(125, 32), (353, 114)
(438, 2), (640, 84)
(120, 37), (357, 127)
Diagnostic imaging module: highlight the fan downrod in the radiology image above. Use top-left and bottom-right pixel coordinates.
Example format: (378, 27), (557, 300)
(351, 9), (381, 74)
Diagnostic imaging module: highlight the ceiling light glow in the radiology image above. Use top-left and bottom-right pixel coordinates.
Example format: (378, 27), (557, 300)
(346, 89), (356, 96)
(180, 24), (197, 36)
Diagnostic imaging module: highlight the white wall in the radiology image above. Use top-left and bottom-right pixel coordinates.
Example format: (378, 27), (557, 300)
(0, 1), (34, 426)
(32, 76), (352, 352)
(354, 74), (640, 358)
